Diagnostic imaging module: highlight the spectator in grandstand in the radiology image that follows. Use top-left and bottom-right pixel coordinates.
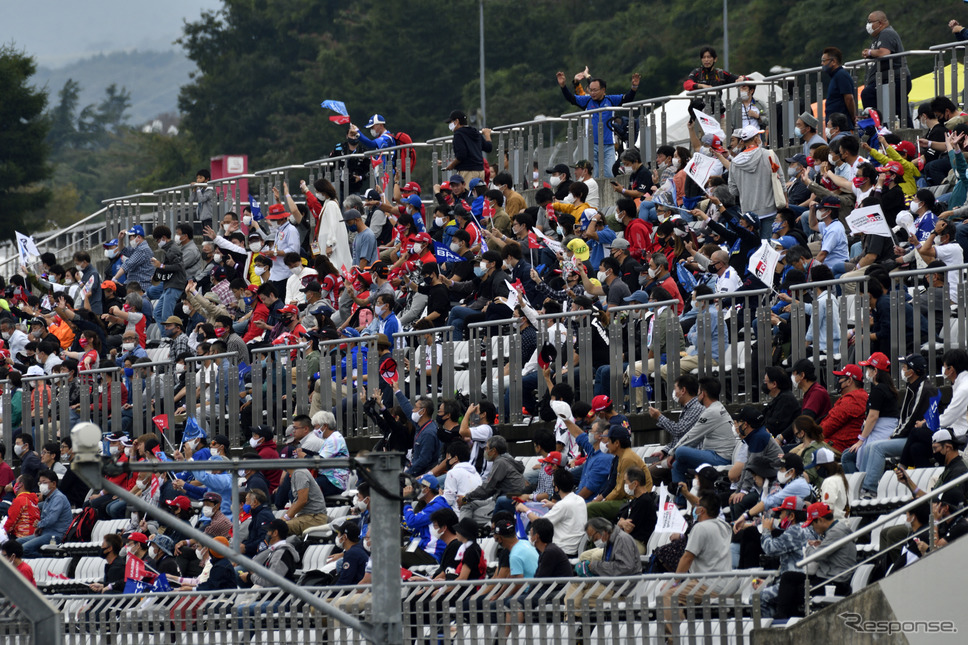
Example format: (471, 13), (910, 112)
(281, 457), (328, 536)
(565, 418), (614, 500)
(574, 516), (640, 580)
(648, 375), (703, 484)
(193, 536), (238, 590)
(858, 353), (936, 498)
(757, 497), (812, 616)
(788, 415), (826, 479)
(661, 286), (724, 381)
(683, 46), (738, 90)
(821, 364), (868, 453)
(728, 406), (784, 508)
(248, 426), (282, 492)
(243, 519), (301, 587)
(13, 434), (41, 481)
(917, 221), (964, 304)
(17, 469), (71, 557)
(809, 195), (850, 270)
(111, 225), (155, 292)
(898, 429), (968, 502)
(809, 448), (850, 519)
(146, 225), (188, 322)
(240, 488), (274, 555)
(614, 466), (657, 555)
(445, 110), (492, 183)
(773, 502), (856, 618)
(261, 203), (301, 298)
(668, 378), (737, 499)
(929, 490), (968, 548)
(517, 468), (586, 557)
(402, 474), (451, 567)
(761, 367), (800, 442)
(2, 540), (35, 587)
(842, 353), (900, 484)
(146, 534), (179, 579)
(794, 111), (825, 157)
(191, 169), (214, 221)
(441, 441), (484, 508)
(735, 453), (811, 526)
(89, 534), (125, 593)
(660, 494), (731, 632)
(556, 72), (639, 177)
(708, 250), (742, 294)
(801, 265), (841, 354)
(586, 424), (647, 521)
(3, 474), (39, 539)
(791, 358), (832, 421)
(821, 47), (857, 123)
(861, 11), (912, 127)
(459, 435), (530, 523)
(728, 78), (769, 134)
(726, 125), (776, 235)
(72, 250), (103, 315)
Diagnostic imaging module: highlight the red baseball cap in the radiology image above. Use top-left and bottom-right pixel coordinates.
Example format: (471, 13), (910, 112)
(279, 303), (299, 315)
(802, 501), (832, 527)
(771, 496), (804, 513)
(266, 203), (289, 220)
(402, 181), (421, 194)
(590, 395), (611, 413)
(165, 496), (191, 511)
(832, 364), (862, 381)
(893, 141), (917, 158)
(859, 352), (890, 372)
(412, 232), (432, 244)
(439, 182), (452, 192)
(539, 451), (564, 466)
(125, 531), (149, 545)
(875, 161), (904, 177)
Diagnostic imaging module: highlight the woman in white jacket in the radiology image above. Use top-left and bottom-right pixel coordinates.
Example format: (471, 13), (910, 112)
(301, 178), (351, 271)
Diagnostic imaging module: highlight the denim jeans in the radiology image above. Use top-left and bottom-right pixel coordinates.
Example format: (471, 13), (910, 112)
(671, 446), (730, 485)
(859, 438), (907, 493)
(152, 286), (184, 322)
(19, 530), (61, 558)
(592, 143), (616, 178)
(448, 305), (481, 341)
(639, 201), (659, 223)
(504, 371), (540, 415)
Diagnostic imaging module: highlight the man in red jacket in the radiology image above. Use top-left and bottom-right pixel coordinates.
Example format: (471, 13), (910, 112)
(614, 198), (652, 261)
(249, 426), (282, 493)
(821, 365), (869, 453)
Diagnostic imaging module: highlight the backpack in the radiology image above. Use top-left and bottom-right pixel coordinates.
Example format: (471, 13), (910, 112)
(63, 506), (99, 543)
(391, 132), (417, 177)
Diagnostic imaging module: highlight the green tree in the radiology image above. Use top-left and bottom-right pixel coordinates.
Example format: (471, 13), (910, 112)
(47, 79), (82, 154)
(0, 46), (51, 239)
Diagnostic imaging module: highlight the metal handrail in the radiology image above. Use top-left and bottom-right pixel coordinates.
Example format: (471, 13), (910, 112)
(930, 40), (968, 52)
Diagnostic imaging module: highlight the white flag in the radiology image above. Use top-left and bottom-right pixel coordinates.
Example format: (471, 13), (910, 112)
(845, 204), (893, 238)
(655, 485), (689, 534)
(694, 110), (725, 138)
(685, 152), (717, 189)
(532, 227), (563, 255)
(748, 240), (781, 289)
(15, 231), (40, 267)
(504, 279), (519, 312)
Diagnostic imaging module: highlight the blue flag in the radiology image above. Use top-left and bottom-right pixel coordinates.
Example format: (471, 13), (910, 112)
(182, 416), (207, 443)
(248, 195), (264, 221)
(434, 242), (467, 264)
(925, 390), (942, 431)
(321, 100), (350, 124)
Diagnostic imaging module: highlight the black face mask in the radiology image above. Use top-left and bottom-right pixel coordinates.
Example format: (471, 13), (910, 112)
(101, 548), (112, 559)
(933, 449), (947, 466)
(816, 466), (829, 478)
(436, 415), (448, 427)
(761, 381), (772, 394)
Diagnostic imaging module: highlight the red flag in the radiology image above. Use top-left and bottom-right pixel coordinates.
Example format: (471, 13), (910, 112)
(527, 233), (542, 249)
(482, 200), (494, 220)
(329, 115), (351, 124)
(126, 554), (147, 582)
(152, 415), (169, 434)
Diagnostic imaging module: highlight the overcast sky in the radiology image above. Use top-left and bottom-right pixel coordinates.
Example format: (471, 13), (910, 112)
(0, 0), (224, 68)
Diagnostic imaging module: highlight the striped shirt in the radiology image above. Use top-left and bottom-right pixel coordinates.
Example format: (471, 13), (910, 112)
(121, 240), (156, 291)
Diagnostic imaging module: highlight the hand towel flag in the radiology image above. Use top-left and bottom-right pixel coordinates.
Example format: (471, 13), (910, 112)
(321, 100), (350, 124)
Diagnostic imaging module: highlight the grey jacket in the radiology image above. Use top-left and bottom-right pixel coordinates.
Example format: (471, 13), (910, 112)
(809, 520), (856, 583)
(181, 240), (203, 279)
(250, 540), (300, 587)
(736, 428), (784, 494)
(466, 453), (529, 501)
(589, 528), (640, 577)
(671, 401), (737, 462)
(727, 146), (776, 216)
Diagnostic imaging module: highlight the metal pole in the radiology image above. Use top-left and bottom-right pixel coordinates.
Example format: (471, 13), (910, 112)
(723, 0), (729, 71)
(230, 471), (240, 553)
(479, 0), (486, 126)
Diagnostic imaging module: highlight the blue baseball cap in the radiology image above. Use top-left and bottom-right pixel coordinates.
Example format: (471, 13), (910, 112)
(402, 195), (423, 209)
(103, 238), (119, 248)
(417, 474), (439, 491)
(127, 224), (145, 237)
(365, 114), (385, 128)
(772, 235), (798, 249)
(623, 290), (651, 304)
(468, 178), (483, 190)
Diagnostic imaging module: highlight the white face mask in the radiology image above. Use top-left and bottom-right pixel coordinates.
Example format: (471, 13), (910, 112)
(599, 441), (609, 453)
(254, 266), (267, 276)
(109, 445), (120, 456)
(249, 437), (261, 448)
(374, 304), (386, 317)
(672, 390), (680, 404)
(434, 216), (445, 227)
(202, 506), (214, 518)
(824, 127), (833, 139)
(75, 264), (85, 273)
(369, 128), (380, 138)
(14, 444), (24, 456)
(212, 254), (222, 264)
(549, 175), (562, 188)
(449, 242), (461, 253)
(623, 483), (635, 496)
(105, 248), (119, 259)
(597, 270), (608, 282)
(787, 166), (798, 177)
(448, 122), (456, 132)
(910, 201), (921, 213)
(158, 239), (168, 248)
(793, 374), (802, 388)
(124, 447), (133, 457)
(355, 498), (368, 512)
(739, 91), (749, 101)
(39, 483), (50, 496)
(828, 154), (837, 166)
(411, 243), (423, 254)
(289, 266), (302, 276)
(479, 261), (488, 272)
(648, 268), (657, 278)
(122, 342), (135, 352)
(777, 470), (792, 484)
(411, 411), (423, 424)
(250, 242), (263, 252)
(430, 525), (441, 540)
(182, 304), (192, 315)
(243, 215), (252, 226)
(593, 538), (606, 549)
(866, 21), (875, 35)
(195, 548), (206, 560)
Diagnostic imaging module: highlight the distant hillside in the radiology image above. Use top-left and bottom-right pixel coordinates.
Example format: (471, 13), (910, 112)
(33, 50), (194, 125)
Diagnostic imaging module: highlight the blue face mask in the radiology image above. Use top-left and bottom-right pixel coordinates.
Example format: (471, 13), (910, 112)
(473, 266), (486, 278)
(123, 367), (134, 378)
(243, 296), (253, 306)
(793, 126), (803, 138)
(692, 508), (700, 522)
(242, 504), (251, 514)
(771, 222), (783, 234)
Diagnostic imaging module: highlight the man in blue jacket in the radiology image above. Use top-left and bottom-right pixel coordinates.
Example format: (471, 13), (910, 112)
(402, 474), (452, 567)
(241, 488), (275, 555)
(19, 469), (73, 557)
(393, 380), (441, 478)
(556, 71), (640, 177)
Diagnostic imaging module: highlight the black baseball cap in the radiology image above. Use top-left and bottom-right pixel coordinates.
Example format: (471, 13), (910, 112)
(545, 163), (569, 174)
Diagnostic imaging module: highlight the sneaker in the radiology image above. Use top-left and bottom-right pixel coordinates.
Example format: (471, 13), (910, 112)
(860, 489), (877, 501)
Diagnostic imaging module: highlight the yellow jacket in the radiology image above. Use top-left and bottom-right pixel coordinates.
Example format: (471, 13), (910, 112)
(868, 146), (919, 196)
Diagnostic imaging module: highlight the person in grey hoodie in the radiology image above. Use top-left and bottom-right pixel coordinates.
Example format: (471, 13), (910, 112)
(728, 406), (784, 508)
(727, 125), (778, 236)
(459, 435), (530, 523)
(239, 518), (300, 586)
(669, 377), (737, 490)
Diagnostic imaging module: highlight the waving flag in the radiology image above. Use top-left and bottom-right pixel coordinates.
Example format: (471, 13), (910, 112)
(434, 242), (467, 264)
(181, 416), (207, 444)
(248, 195), (264, 221)
(320, 100), (350, 124)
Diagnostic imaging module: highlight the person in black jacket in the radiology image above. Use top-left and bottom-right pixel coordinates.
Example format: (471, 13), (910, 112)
(761, 366), (802, 443)
(197, 536), (238, 590)
(146, 534), (181, 578)
(242, 489), (275, 555)
(89, 534), (126, 593)
(445, 110), (492, 181)
(898, 354), (940, 468)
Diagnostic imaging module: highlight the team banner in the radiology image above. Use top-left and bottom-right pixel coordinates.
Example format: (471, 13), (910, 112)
(845, 204), (893, 238)
(748, 240), (781, 289)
